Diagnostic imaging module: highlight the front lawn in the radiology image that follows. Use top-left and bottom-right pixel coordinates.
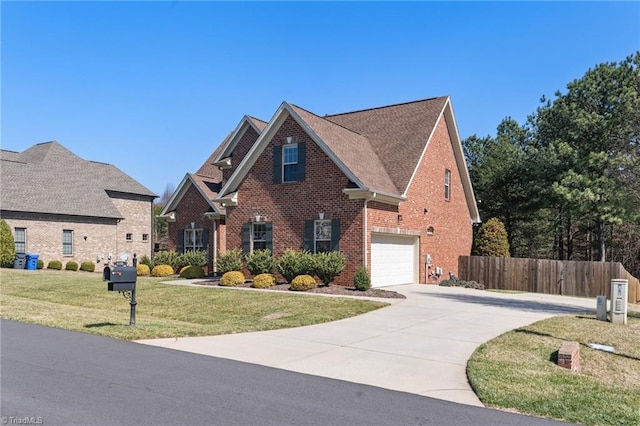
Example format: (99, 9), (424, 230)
(0, 269), (387, 340)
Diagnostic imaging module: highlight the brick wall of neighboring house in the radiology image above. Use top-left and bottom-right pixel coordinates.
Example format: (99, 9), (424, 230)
(225, 114), (365, 286)
(223, 126), (260, 182)
(368, 115), (473, 283)
(109, 195), (154, 262)
(167, 182), (216, 273)
(3, 212), (117, 270)
(4, 197), (153, 271)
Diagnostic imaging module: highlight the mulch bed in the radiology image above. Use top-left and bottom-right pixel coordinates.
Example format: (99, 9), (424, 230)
(191, 278), (406, 299)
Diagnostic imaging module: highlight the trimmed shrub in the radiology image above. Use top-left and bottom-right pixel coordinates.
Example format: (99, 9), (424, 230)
(277, 249), (316, 283)
(178, 250), (207, 269)
(153, 251), (181, 271)
(290, 274), (317, 291)
(245, 249), (275, 275)
(136, 264), (151, 276)
(140, 254), (154, 271)
(151, 264), (174, 277)
(439, 279), (485, 290)
(252, 273), (276, 288)
(47, 260), (62, 270)
(473, 217), (510, 257)
(179, 265), (205, 279)
(80, 261), (95, 272)
(65, 261), (79, 271)
(37, 259), (44, 269)
(0, 219), (15, 268)
(216, 249), (243, 274)
(314, 251), (346, 285)
(220, 271), (245, 286)
(354, 266), (371, 291)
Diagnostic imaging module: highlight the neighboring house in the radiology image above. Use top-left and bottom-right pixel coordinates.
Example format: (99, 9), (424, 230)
(164, 97), (480, 286)
(0, 141), (156, 268)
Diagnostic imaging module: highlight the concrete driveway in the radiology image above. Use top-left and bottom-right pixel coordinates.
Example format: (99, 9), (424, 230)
(137, 284), (597, 407)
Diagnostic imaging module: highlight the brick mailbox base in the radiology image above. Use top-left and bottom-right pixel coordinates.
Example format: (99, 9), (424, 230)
(558, 341), (580, 373)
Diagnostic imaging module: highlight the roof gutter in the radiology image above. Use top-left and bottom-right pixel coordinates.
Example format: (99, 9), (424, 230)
(343, 188), (406, 206)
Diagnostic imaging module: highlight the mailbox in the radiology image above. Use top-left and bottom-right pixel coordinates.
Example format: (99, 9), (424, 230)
(106, 266), (137, 292)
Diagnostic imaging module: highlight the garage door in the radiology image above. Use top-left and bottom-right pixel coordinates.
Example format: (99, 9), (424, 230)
(370, 234), (418, 287)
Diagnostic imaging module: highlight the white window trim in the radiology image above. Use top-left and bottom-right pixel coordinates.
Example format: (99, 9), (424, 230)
(251, 223), (267, 252)
(282, 143), (298, 183)
(184, 228), (204, 251)
(444, 169), (451, 201)
(314, 219), (331, 253)
(14, 228), (26, 254)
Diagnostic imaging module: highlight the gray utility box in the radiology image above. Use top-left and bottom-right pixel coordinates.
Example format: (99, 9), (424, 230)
(104, 266), (137, 292)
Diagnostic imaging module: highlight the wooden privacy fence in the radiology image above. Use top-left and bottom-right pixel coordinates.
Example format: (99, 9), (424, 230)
(458, 256), (639, 304)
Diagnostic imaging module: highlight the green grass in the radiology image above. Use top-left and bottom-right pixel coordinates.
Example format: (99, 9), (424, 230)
(0, 269), (387, 340)
(467, 312), (640, 426)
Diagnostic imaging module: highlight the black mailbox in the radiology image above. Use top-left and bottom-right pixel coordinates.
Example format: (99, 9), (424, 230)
(107, 266), (137, 292)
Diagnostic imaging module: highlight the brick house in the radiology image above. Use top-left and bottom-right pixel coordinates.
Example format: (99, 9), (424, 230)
(0, 141), (156, 268)
(163, 97), (480, 286)
(158, 116), (267, 273)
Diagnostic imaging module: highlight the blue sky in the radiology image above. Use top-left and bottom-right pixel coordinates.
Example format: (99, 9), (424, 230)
(2, 1), (639, 197)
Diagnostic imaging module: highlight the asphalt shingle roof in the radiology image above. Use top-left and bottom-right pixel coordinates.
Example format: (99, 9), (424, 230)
(324, 96), (448, 196)
(0, 141), (156, 219)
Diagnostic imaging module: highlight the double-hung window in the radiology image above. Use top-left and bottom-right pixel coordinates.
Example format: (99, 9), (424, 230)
(62, 230), (73, 256)
(314, 220), (332, 253)
(444, 169), (451, 201)
(251, 223), (267, 251)
(184, 228), (203, 251)
(14, 228), (26, 253)
(282, 144), (298, 183)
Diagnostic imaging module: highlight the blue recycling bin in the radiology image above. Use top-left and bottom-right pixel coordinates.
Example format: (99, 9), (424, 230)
(25, 254), (39, 270)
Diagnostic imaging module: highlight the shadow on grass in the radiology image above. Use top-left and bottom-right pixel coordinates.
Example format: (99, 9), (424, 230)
(423, 291), (594, 315)
(515, 327), (640, 362)
(85, 322), (118, 328)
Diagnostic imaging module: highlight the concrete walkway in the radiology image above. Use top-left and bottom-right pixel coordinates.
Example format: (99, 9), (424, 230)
(137, 284), (597, 407)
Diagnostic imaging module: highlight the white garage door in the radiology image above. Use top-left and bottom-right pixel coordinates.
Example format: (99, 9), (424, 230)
(371, 234), (418, 287)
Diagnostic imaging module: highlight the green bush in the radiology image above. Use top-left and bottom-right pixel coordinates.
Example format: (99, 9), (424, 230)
(216, 249), (243, 274)
(178, 250), (207, 269)
(245, 249), (275, 275)
(47, 260), (62, 270)
(80, 261), (95, 272)
(313, 251), (346, 285)
(151, 264), (174, 277)
(0, 219), (15, 268)
(137, 264), (151, 276)
(179, 265), (205, 279)
(252, 273), (276, 288)
(65, 261), (79, 271)
(290, 274), (317, 291)
(439, 279), (485, 290)
(153, 251), (181, 271)
(473, 217), (510, 257)
(220, 271), (245, 286)
(354, 266), (371, 291)
(277, 249), (316, 283)
(37, 259), (44, 269)
(140, 254), (154, 271)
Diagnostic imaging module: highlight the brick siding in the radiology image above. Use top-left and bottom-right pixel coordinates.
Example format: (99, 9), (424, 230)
(3, 194), (153, 270)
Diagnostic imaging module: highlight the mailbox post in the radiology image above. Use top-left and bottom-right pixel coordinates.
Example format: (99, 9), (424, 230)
(104, 261), (137, 326)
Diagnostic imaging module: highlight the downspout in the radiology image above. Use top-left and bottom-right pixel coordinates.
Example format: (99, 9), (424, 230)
(363, 193), (377, 269)
(213, 220), (218, 274)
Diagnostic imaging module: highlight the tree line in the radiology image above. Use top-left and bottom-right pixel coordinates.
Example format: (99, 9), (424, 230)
(464, 52), (640, 277)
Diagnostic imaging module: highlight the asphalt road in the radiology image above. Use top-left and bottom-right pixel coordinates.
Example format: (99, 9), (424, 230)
(1, 320), (571, 425)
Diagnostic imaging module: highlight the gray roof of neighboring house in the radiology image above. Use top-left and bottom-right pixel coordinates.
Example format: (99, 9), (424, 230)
(0, 141), (156, 219)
